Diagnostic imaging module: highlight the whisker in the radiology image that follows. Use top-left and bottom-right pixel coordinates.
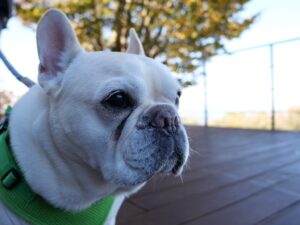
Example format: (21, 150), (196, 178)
(179, 174), (184, 183)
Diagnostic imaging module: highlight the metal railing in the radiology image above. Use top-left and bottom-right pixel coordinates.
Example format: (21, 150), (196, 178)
(201, 36), (300, 131)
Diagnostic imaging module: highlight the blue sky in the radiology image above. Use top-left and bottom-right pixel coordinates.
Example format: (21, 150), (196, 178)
(179, 0), (300, 123)
(227, 0), (300, 50)
(1, 0), (300, 124)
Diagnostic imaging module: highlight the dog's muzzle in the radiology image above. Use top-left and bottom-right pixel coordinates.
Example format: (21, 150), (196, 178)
(132, 104), (188, 176)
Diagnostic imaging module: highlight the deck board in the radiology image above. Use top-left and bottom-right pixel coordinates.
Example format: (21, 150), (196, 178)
(117, 126), (300, 225)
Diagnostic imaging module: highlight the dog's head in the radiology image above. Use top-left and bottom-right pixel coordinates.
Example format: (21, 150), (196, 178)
(36, 9), (189, 189)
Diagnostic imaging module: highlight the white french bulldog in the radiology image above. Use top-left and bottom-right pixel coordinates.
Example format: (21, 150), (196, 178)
(0, 9), (189, 225)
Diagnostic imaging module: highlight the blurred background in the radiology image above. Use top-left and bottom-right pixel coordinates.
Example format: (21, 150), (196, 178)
(2, 2), (300, 225)
(1, 0), (300, 131)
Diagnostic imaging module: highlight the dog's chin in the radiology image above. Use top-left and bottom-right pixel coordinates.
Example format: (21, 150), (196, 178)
(108, 169), (150, 188)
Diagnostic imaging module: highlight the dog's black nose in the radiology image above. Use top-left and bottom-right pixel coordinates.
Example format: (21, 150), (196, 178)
(150, 106), (179, 134)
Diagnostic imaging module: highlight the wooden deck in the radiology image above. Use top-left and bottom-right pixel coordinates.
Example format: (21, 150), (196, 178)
(117, 126), (300, 225)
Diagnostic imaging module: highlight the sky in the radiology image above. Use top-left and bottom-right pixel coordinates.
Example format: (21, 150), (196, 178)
(1, 0), (300, 124)
(179, 0), (300, 123)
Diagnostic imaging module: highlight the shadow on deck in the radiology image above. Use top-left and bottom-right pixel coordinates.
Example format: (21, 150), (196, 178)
(117, 126), (300, 225)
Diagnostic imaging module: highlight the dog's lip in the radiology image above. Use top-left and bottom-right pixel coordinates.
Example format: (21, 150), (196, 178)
(157, 150), (185, 175)
(171, 150), (184, 175)
(123, 145), (186, 176)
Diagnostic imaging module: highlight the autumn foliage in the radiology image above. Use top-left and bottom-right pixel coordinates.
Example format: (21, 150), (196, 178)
(16, 0), (256, 72)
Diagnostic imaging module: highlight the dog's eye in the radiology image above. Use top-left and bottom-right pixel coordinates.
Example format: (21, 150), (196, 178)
(104, 91), (132, 109)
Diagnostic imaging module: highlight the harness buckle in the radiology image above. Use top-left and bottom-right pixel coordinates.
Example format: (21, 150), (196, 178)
(1, 168), (20, 190)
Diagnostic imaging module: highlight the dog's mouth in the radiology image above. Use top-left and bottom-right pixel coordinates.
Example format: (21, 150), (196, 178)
(172, 151), (184, 175)
(124, 148), (185, 179)
(159, 149), (185, 176)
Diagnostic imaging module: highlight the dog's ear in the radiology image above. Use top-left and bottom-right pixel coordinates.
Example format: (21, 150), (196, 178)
(126, 28), (145, 55)
(36, 9), (82, 94)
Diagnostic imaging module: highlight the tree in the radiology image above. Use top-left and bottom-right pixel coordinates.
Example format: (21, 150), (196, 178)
(16, 0), (256, 72)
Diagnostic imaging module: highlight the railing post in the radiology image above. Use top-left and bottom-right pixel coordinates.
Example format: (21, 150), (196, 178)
(202, 59), (208, 127)
(270, 44), (275, 131)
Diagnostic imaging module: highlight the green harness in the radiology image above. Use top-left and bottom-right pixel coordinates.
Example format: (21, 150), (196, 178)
(0, 109), (114, 225)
